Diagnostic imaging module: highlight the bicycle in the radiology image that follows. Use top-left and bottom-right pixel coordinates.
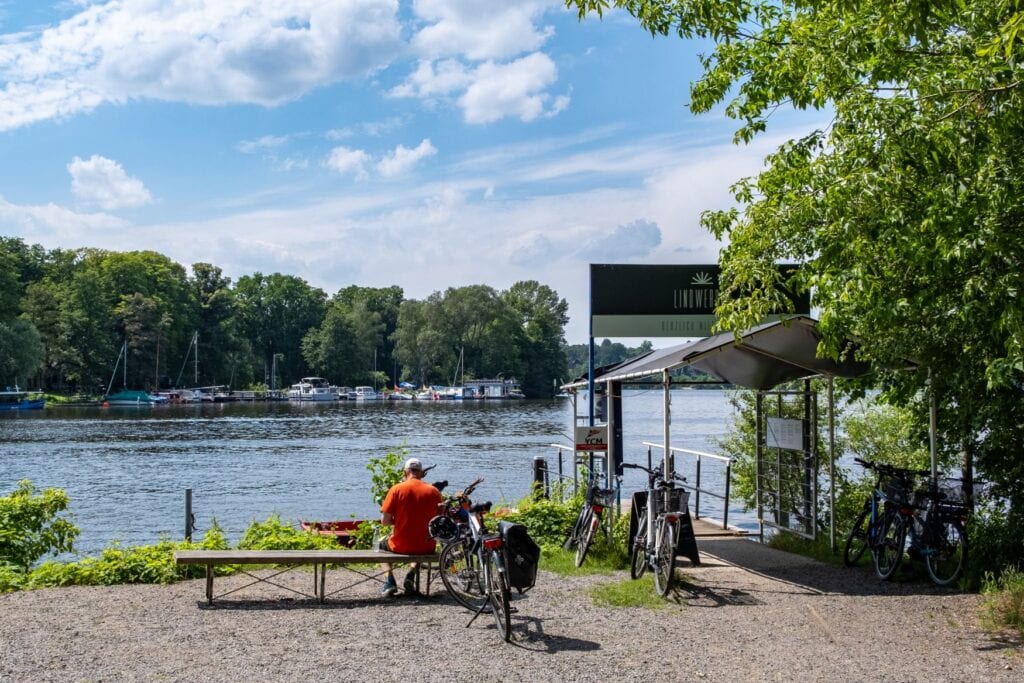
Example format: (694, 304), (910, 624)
(563, 465), (616, 567)
(430, 478), (486, 611)
(896, 477), (969, 586)
(428, 477), (514, 641)
(621, 461), (688, 597)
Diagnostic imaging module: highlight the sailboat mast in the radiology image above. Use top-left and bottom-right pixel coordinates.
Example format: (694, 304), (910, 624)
(194, 331), (198, 385)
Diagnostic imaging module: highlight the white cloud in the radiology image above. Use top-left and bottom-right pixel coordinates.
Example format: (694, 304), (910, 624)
(325, 146), (371, 179)
(377, 139), (437, 177)
(575, 219), (662, 260)
(458, 52), (563, 123)
(67, 155), (153, 210)
(0, 0), (403, 131)
(389, 58), (471, 99)
(237, 135), (289, 154)
(0, 195), (129, 243)
(410, 0), (556, 61)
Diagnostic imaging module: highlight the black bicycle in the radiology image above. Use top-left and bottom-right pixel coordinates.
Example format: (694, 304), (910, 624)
(844, 458), (926, 579)
(563, 466), (615, 567)
(622, 461), (688, 597)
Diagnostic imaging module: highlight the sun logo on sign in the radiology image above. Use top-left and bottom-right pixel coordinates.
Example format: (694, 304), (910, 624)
(691, 271), (714, 285)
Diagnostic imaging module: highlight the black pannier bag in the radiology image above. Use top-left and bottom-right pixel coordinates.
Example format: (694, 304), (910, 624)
(498, 520), (540, 593)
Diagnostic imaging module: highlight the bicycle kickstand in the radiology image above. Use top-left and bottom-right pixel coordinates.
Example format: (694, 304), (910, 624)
(466, 598), (488, 628)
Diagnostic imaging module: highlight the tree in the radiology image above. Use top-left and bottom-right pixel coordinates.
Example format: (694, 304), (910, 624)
(569, 1), (1024, 506)
(501, 280), (569, 397)
(0, 319), (43, 388)
(234, 273), (326, 385)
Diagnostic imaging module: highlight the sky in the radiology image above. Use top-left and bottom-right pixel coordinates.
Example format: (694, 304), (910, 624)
(0, 0), (822, 344)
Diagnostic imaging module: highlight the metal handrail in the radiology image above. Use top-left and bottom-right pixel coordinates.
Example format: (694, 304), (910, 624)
(641, 441), (733, 529)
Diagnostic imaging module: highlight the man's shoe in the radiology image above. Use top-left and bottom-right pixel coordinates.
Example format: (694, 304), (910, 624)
(380, 576), (398, 597)
(403, 568), (419, 595)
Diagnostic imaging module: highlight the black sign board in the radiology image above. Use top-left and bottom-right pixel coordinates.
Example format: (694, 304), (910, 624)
(590, 264), (809, 337)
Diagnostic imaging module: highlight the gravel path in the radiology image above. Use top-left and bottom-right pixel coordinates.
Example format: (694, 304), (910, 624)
(1, 539), (1019, 682)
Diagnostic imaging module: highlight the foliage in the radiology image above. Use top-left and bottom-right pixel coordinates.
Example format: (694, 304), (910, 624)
(569, 0), (1024, 551)
(965, 504), (1024, 589)
(236, 515), (337, 551)
(500, 494), (582, 549)
(0, 480), (78, 571)
(366, 445), (408, 506)
(981, 566), (1024, 637)
(0, 318), (43, 387)
(1, 236), (570, 396)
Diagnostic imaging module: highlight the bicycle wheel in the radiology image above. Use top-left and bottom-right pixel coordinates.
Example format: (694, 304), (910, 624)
(486, 549), (512, 642)
(925, 519), (967, 587)
(563, 505), (587, 550)
(873, 511), (906, 580)
(630, 512), (648, 580)
(843, 506), (871, 567)
(575, 507), (598, 567)
(439, 541), (487, 611)
(653, 519), (676, 597)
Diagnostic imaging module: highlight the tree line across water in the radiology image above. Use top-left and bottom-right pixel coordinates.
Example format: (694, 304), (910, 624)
(0, 237), (572, 398)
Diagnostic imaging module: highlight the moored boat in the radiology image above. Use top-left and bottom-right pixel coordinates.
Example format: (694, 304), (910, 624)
(0, 390), (45, 411)
(288, 377), (335, 401)
(300, 520), (364, 547)
(104, 389), (166, 406)
(354, 386), (380, 400)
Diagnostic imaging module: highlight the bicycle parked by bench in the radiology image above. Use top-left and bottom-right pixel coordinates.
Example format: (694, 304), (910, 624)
(428, 478), (539, 642)
(622, 461), (688, 597)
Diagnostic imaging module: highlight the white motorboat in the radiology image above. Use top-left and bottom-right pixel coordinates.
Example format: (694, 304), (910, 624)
(354, 386), (381, 400)
(288, 377), (336, 401)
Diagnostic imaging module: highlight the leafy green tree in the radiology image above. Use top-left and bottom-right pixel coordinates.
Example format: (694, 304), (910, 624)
(20, 281), (64, 388)
(59, 267), (117, 391)
(0, 480), (78, 571)
(501, 280), (569, 397)
(233, 273), (326, 385)
(0, 319), (43, 388)
(393, 299), (447, 386)
(569, 1), (1024, 509)
(186, 263), (247, 387)
(333, 286), (403, 383)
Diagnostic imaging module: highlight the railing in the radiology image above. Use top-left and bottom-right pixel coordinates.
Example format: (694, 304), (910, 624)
(642, 441), (733, 529)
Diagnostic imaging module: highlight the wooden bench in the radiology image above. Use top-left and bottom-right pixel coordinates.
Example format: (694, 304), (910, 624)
(173, 549), (440, 605)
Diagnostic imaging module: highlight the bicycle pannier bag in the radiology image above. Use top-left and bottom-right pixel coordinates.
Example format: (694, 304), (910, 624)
(498, 520), (540, 593)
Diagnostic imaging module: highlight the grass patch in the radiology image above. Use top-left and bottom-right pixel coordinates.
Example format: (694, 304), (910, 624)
(589, 577), (673, 609)
(539, 546), (622, 575)
(982, 566), (1024, 637)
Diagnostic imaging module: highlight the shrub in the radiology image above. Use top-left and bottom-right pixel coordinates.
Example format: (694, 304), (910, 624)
(236, 515), (337, 551)
(0, 480), (79, 570)
(981, 566), (1024, 636)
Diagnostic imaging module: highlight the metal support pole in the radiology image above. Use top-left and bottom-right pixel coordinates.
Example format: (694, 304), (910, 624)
(185, 488), (193, 542)
(929, 370), (938, 482)
(694, 454), (702, 518)
(756, 391), (764, 542)
(828, 377), (836, 552)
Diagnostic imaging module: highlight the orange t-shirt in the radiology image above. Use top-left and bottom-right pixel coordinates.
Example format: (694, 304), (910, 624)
(381, 477), (442, 554)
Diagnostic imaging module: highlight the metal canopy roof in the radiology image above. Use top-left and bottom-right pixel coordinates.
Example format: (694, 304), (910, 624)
(583, 316), (869, 391)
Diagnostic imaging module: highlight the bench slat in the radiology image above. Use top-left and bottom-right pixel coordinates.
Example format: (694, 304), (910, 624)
(173, 549), (439, 565)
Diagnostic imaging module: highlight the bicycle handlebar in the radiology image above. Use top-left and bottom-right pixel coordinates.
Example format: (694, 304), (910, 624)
(621, 462), (687, 483)
(853, 457), (930, 478)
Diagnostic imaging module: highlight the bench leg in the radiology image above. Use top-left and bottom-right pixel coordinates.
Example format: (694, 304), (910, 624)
(205, 564), (214, 605)
(319, 563), (326, 604)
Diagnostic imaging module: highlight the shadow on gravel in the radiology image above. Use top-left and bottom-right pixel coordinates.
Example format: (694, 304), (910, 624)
(507, 614), (600, 654)
(195, 593), (446, 610)
(694, 539), (970, 599)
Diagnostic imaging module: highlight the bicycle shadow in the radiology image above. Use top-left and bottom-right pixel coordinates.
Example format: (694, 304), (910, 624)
(688, 538), (968, 598)
(505, 612), (601, 653)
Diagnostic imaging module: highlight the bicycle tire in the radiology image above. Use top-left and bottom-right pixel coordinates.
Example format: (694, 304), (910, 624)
(563, 504), (587, 550)
(575, 508), (598, 567)
(925, 518), (967, 587)
(873, 511), (905, 581)
(653, 520), (676, 597)
(843, 506), (871, 567)
(439, 540), (487, 611)
(630, 512), (648, 580)
(486, 549), (512, 642)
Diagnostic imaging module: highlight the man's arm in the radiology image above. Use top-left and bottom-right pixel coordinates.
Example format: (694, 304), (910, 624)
(381, 511), (394, 526)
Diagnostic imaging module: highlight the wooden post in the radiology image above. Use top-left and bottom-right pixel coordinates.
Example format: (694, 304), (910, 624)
(185, 489), (193, 542)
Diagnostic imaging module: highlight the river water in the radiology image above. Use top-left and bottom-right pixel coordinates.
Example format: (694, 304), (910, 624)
(0, 390), (742, 556)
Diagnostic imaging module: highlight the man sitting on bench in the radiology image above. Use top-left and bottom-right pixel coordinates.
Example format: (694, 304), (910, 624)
(379, 457), (443, 596)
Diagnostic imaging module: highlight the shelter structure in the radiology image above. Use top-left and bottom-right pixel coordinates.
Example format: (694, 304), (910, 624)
(566, 315), (869, 548)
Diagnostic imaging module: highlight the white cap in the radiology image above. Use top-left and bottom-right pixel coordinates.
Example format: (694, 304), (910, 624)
(404, 457), (423, 471)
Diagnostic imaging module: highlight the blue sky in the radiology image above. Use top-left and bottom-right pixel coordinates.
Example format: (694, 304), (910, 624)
(0, 1), (818, 343)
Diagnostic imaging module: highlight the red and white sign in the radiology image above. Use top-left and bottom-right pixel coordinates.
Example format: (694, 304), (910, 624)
(575, 425), (609, 452)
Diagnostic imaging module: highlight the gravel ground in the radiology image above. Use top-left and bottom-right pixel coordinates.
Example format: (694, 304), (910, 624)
(0, 539), (1019, 682)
